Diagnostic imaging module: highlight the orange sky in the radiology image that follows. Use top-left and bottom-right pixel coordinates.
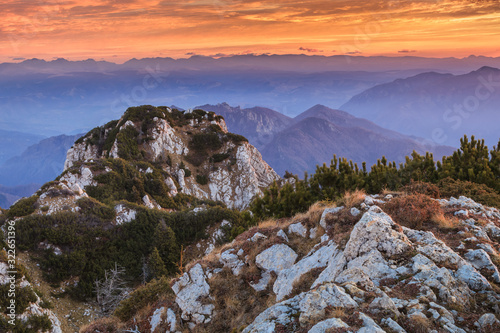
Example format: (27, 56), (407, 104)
(0, 0), (499, 63)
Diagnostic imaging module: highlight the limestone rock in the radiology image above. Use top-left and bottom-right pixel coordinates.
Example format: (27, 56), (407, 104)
(288, 222), (307, 237)
(243, 283), (357, 333)
(219, 250), (245, 275)
(274, 242), (338, 301)
(464, 249), (500, 283)
(475, 313), (500, 329)
(255, 244), (297, 273)
(319, 206), (344, 229)
(308, 318), (349, 332)
(455, 263), (491, 291)
(149, 307), (165, 332)
(172, 264), (214, 325)
(114, 204), (136, 225)
(166, 308), (177, 332)
(344, 206), (412, 261)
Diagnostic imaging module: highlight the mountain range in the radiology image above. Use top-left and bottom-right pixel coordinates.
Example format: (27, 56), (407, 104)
(201, 103), (453, 176)
(3, 55), (500, 138)
(0, 102), (456, 208)
(341, 66), (500, 147)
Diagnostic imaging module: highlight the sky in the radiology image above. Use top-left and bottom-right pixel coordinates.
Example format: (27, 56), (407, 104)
(0, 0), (499, 63)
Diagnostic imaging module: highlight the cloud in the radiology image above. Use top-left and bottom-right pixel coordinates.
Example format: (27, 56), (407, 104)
(0, 0), (497, 60)
(11, 57), (26, 60)
(299, 47), (323, 53)
(345, 51), (362, 55)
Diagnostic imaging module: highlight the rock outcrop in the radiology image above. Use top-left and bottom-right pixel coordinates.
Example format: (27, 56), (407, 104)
(61, 106), (280, 210)
(135, 194), (500, 332)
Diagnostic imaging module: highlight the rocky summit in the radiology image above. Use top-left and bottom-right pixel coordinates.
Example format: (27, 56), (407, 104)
(104, 193), (500, 333)
(61, 105), (280, 210)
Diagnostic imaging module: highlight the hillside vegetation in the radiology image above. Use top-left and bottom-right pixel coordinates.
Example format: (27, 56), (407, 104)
(1, 101), (499, 333)
(251, 135), (500, 219)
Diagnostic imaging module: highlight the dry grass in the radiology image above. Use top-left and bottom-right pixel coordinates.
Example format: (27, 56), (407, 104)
(193, 267), (277, 333)
(398, 315), (432, 333)
(338, 190), (366, 209)
(79, 317), (121, 333)
(289, 267), (324, 298)
(257, 218), (279, 229)
(430, 212), (461, 230)
(326, 307), (346, 319)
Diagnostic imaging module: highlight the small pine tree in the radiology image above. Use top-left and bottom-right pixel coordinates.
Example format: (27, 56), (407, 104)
(148, 247), (168, 279)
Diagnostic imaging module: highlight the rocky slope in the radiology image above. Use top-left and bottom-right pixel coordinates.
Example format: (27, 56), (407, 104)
(61, 106), (280, 210)
(107, 193), (500, 333)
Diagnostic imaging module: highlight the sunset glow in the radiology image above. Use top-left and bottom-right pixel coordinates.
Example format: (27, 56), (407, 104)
(0, 0), (499, 62)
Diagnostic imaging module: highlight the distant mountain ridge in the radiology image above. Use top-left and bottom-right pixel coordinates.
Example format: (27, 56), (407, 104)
(196, 103), (294, 149)
(0, 134), (82, 187)
(341, 66), (500, 147)
(4, 55), (500, 74)
(199, 103), (454, 176)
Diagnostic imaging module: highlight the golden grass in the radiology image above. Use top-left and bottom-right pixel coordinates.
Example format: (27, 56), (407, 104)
(430, 212), (461, 230)
(79, 317), (121, 333)
(257, 218), (279, 229)
(338, 189), (366, 208)
(328, 307), (346, 319)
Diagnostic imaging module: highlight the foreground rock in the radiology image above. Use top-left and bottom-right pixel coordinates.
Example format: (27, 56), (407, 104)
(86, 195), (500, 332)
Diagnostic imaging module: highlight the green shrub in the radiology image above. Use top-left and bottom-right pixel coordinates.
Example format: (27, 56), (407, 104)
(77, 197), (116, 221)
(7, 196), (39, 218)
(438, 177), (500, 208)
(196, 174), (209, 185)
(226, 133), (248, 144)
(0, 285), (38, 314)
(116, 125), (141, 160)
(212, 153), (230, 163)
(190, 133), (222, 151)
(114, 277), (172, 321)
(0, 314), (53, 333)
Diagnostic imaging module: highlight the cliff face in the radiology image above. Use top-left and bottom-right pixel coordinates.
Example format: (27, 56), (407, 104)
(62, 106), (279, 210)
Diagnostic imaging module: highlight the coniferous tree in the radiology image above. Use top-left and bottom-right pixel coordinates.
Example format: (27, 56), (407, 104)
(148, 247), (168, 279)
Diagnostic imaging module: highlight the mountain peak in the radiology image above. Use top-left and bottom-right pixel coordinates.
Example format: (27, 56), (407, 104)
(62, 105), (280, 210)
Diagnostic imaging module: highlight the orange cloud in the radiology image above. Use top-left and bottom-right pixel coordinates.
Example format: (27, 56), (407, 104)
(0, 0), (498, 62)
